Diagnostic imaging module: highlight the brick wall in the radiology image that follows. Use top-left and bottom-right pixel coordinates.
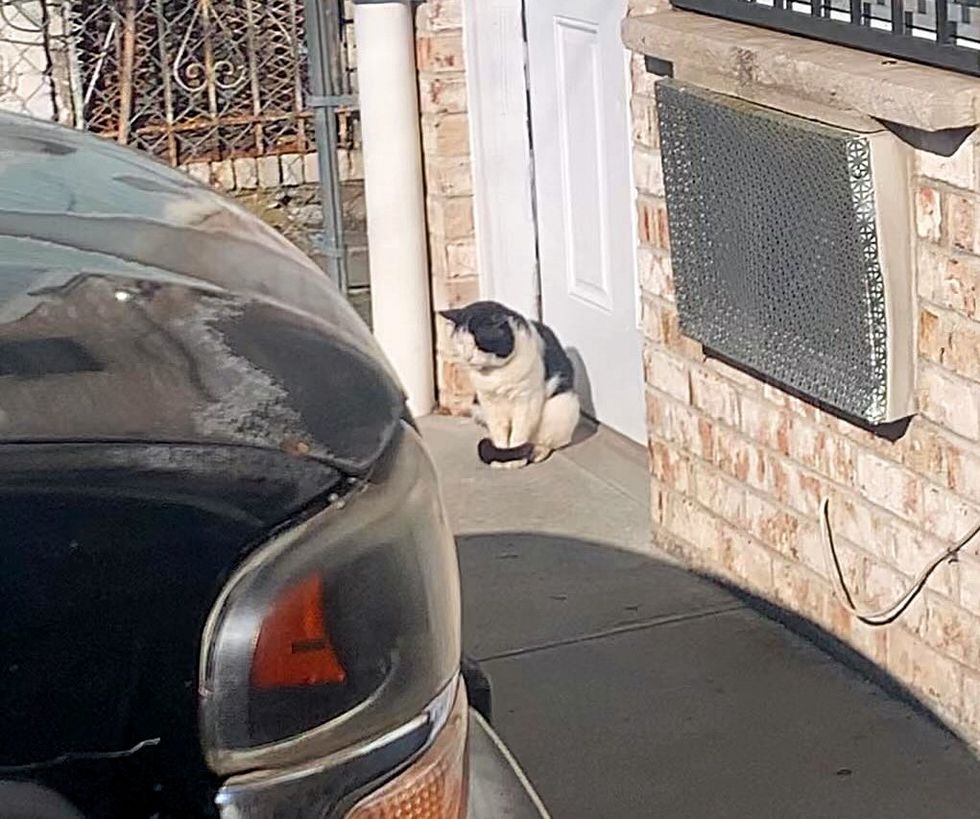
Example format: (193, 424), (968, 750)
(416, 0), (478, 415)
(631, 56), (980, 744)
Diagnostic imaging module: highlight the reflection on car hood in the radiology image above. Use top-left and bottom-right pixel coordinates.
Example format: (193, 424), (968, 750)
(0, 113), (403, 475)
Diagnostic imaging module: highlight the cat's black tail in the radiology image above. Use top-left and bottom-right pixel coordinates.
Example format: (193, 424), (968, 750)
(477, 438), (534, 465)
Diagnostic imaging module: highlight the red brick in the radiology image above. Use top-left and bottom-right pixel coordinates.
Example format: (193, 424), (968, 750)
(916, 141), (976, 190)
(425, 156), (473, 197)
(437, 360), (474, 414)
(645, 387), (665, 432)
(651, 481), (666, 526)
(825, 541), (868, 610)
(920, 595), (980, 668)
(698, 418), (716, 463)
(743, 492), (807, 560)
(764, 454), (828, 517)
(915, 185), (942, 242)
(823, 490), (876, 548)
(663, 494), (720, 557)
(690, 367), (740, 427)
(919, 363), (980, 441)
(949, 193), (976, 253)
(944, 316), (980, 383)
(918, 244), (980, 321)
(443, 240), (477, 278)
(717, 521), (774, 593)
(713, 425), (767, 491)
(631, 95), (660, 150)
(705, 355), (762, 393)
(421, 113), (470, 157)
(655, 398), (708, 459)
(644, 348), (690, 403)
(425, 0), (462, 31)
(640, 295), (665, 343)
(855, 450), (922, 520)
(637, 246), (674, 301)
(649, 439), (692, 493)
(918, 307), (948, 364)
(827, 435), (858, 485)
(430, 274), (478, 310)
(641, 296), (701, 358)
(785, 416), (828, 474)
(692, 461), (745, 525)
(948, 443), (980, 507)
(848, 616), (890, 666)
(964, 672), (980, 735)
(960, 555), (980, 613)
(426, 195), (474, 240)
(887, 627), (963, 713)
(903, 423), (955, 486)
(633, 146), (665, 197)
(922, 483), (979, 542)
(419, 76), (468, 115)
(741, 394), (792, 455)
(818, 491), (960, 599)
(863, 556), (913, 613)
(637, 195), (670, 250)
(416, 34), (464, 72)
(771, 559), (832, 627)
(884, 518), (959, 600)
(761, 382), (790, 409)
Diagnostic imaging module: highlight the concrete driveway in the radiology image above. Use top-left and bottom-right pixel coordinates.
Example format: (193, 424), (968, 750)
(420, 415), (980, 819)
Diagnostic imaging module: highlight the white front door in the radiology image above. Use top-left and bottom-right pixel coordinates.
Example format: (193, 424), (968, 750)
(525, 0), (645, 443)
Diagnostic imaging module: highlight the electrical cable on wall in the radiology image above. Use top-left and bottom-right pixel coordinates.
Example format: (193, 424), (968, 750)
(819, 497), (980, 627)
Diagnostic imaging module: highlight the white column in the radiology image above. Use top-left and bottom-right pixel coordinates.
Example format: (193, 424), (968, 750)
(354, 0), (435, 417)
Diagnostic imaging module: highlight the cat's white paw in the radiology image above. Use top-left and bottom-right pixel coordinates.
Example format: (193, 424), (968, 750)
(490, 458), (529, 470)
(531, 446), (553, 464)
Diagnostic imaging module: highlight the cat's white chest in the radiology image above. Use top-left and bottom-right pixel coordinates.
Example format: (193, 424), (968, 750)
(471, 347), (544, 401)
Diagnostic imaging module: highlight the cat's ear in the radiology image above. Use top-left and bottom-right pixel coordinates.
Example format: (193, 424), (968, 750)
(439, 308), (465, 326)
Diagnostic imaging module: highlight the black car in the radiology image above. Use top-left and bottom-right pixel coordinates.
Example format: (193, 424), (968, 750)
(0, 112), (547, 819)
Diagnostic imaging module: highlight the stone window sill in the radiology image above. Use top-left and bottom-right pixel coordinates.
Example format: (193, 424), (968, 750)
(622, 10), (980, 133)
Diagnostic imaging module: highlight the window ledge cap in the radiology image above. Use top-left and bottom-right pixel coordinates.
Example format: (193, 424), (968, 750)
(623, 10), (980, 132)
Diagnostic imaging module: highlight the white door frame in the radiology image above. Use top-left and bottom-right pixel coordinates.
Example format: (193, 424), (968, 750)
(461, 0), (539, 319)
(462, 0), (644, 439)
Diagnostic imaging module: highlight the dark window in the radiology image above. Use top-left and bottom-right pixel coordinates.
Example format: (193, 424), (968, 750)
(670, 0), (980, 77)
(0, 338), (102, 378)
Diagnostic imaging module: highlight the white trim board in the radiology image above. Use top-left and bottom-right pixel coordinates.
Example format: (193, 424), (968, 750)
(462, 0), (539, 319)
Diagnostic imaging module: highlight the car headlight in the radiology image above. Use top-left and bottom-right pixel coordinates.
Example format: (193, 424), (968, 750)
(199, 422), (462, 777)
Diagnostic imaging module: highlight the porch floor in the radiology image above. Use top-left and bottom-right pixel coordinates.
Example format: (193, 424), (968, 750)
(419, 415), (980, 819)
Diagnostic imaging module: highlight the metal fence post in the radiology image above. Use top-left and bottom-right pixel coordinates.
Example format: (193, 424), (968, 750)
(303, 0), (353, 293)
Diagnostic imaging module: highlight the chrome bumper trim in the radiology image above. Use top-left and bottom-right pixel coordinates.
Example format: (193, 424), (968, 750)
(467, 710), (550, 819)
(216, 676), (456, 801)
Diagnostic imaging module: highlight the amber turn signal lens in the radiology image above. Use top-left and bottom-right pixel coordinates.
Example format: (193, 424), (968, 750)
(346, 683), (468, 819)
(251, 574), (347, 689)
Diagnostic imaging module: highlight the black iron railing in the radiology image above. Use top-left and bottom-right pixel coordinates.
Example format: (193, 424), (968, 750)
(670, 0), (980, 76)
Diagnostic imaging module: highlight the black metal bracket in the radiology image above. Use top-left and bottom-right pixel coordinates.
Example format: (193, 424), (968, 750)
(307, 93), (358, 109)
(644, 55), (675, 77)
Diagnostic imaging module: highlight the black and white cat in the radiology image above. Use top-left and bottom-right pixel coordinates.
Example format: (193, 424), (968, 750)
(440, 301), (580, 468)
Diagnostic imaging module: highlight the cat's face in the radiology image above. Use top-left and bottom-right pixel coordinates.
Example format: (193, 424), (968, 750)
(440, 301), (523, 370)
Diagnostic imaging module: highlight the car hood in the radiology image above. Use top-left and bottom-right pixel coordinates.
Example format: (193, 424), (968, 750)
(0, 113), (403, 476)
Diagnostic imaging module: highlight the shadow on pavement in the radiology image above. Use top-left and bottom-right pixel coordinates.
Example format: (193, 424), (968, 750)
(458, 531), (980, 819)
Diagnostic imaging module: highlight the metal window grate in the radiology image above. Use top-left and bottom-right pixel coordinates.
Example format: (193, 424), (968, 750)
(655, 80), (914, 424)
(0, 0), (358, 165)
(671, 0), (980, 76)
